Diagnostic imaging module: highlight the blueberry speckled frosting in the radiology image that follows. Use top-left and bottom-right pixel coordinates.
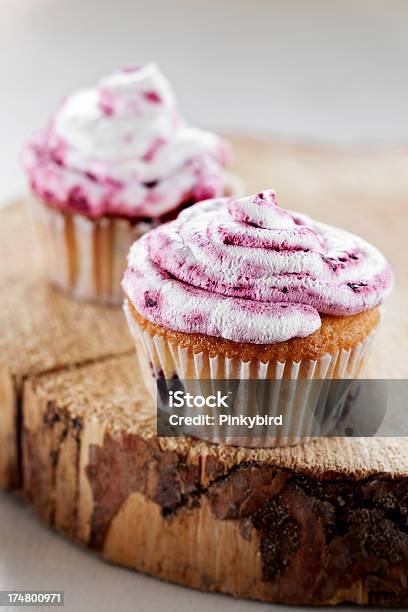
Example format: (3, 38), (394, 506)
(123, 190), (393, 344)
(22, 64), (230, 220)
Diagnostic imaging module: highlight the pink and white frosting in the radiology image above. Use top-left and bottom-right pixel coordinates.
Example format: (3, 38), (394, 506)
(22, 64), (230, 220)
(123, 190), (393, 344)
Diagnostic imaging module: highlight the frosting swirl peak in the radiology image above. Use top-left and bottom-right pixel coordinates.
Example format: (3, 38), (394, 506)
(123, 190), (393, 344)
(22, 64), (230, 219)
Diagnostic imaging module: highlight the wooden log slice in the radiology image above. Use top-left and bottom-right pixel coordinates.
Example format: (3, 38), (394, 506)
(1, 138), (408, 605)
(22, 355), (408, 606)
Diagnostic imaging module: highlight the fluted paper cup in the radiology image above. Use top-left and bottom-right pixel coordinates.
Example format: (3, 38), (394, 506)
(27, 196), (150, 305)
(27, 172), (243, 306)
(124, 300), (377, 448)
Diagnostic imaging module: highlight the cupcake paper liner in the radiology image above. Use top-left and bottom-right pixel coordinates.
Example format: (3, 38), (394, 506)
(28, 196), (150, 305)
(124, 301), (377, 448)
(27, 173), (243, 306)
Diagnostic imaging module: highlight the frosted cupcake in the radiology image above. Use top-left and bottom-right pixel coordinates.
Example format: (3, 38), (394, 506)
(122, 190), (393, 445)
(22, 64), (238, 304)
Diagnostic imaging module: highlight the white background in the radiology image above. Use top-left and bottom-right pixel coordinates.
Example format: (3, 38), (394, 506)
(2, 0), (408, 203)
(1, 1), (407, 610)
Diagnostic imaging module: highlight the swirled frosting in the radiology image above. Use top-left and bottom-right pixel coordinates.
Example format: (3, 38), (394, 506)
(122, 190), (393, 344)
(22, 64), (230, 219)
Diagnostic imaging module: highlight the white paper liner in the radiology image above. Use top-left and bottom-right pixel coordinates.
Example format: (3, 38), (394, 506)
(27, 172), (242, 306)
(124, 301), (377, 448)
(28, 196), (150, 305)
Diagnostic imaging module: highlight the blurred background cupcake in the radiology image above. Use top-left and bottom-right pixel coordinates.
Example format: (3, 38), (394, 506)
(22, 63), (240, 305)
(122, 190), (393, 446)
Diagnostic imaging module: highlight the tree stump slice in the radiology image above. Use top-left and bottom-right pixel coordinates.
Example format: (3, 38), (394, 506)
(1, 138), (408, 605)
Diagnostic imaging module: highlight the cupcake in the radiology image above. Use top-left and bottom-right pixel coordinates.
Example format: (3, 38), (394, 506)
(122, 190), (393, 446)
(22, 64), (239, 305)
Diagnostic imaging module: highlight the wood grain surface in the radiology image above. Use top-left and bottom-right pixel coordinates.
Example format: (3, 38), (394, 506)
(0, 138), (407, 605)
